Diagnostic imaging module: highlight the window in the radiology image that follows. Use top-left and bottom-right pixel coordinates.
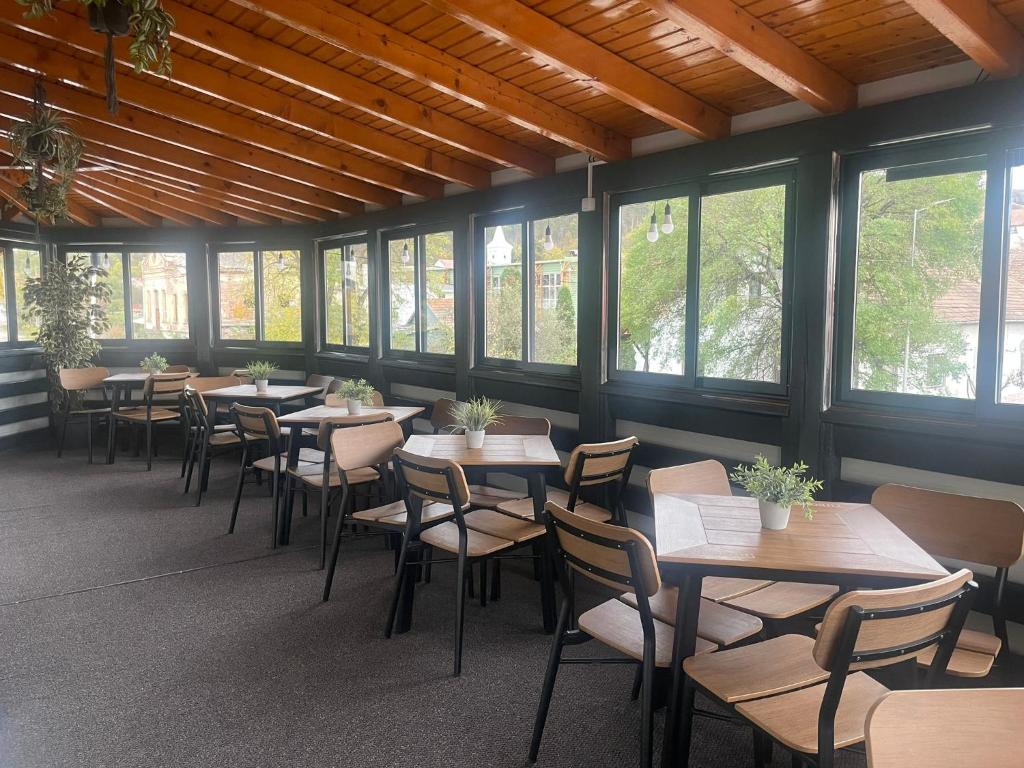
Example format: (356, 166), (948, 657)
(213, 247), (302, 344)
(847, 159), (986, 400)
(0, 245), (42, 344)
(130, 252), (189, 340)
(1000, 158), (1024, 404)
(323, 241), (369, 349)
(217, 251), (256, 341)
(66, 251), (126, 340)
(0, 251), (6, 343)
(481, 212), (578, 366)
(262, 250), (301, 343)
(384, 228), (455, 356)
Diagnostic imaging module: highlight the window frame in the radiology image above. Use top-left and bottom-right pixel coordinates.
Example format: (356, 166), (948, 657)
(209, 242), (304, 349)
(381, 222), (456, 363)
(0, 240), (43, 348)
(606, 166), (797, 398)
(473, 202), (581, 376)
(317, 234), (372, 355)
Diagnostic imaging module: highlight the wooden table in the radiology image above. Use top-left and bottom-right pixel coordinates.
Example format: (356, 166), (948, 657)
(653, 494), (949, 768)
(200, 384), (323, 416)
(102, 372), (195, 464)
(399, 433), (563, 634)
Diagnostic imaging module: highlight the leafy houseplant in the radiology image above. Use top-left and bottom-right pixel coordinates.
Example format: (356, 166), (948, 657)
(729, 455), (824, 530)
(22, 254), (109, 413)
(337, 378), (375, 415)
(139, 352), (168, 374)
(449, 397), (502, 449)
(245, 361), (278, 393)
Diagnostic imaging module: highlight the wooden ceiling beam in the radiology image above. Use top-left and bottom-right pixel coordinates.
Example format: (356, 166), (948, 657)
(86, 171), (237, 226)
(72, 178), (163, 227)
(420, 0), (729, 140)
(76, 175), (202, 227)
(0, 4), (490, 189)
(0, 166), (102, 226)
(162, 0), (554, 176)
(231, 0), (631, 162)
(639, 0), (857, 113)
(903, 0), (1024, 77)
(0, 31), (440, 200)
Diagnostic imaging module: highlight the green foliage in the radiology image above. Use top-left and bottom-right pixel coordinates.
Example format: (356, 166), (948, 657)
(261, 250), (302, 343)
(9, 104), (83, 224)
(245, 360), (278, 380)
(449, 397), (502, 432)
(138, 352), (167, 373)
(22, 254), (109, 411)
(534, 284), (577, 365)
(730, 455), (824, 519)
(486, 266), (523, 360)
(337, 377), (375, 404)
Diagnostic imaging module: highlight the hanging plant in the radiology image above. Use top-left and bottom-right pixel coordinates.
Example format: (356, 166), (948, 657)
(8, 81), (83, 227)
(16, 0), (174, 114)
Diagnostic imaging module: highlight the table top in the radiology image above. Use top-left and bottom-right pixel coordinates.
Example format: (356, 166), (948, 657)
(104, 372), (156, 383)
(403, 433), (561, 468)
(200, 384), (323, 401)
(653, 493), (947, 582)
(278, 404), (424, 426)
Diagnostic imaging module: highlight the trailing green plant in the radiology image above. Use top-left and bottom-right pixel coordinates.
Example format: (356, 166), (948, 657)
(337, 378), (376, 405)
(22, 254), (110, 412)
(729, 455), (824, 520)
(449, 397), (503, 433)
(245, 360), (278, 381)
(138, 352), (168, 373)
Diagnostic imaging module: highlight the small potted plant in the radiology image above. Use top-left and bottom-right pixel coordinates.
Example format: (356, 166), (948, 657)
(730, 455), (824, 530)
(245, 361), (278, 394)
(337, 378), (376, 415)
(139, 352), (168, 374)
(449, 397), (502, 450)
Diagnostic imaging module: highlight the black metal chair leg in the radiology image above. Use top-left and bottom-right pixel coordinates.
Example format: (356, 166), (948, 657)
(384, 534), (413, 632)
(229, 447), (248, 534)
(640, 641), (656, 768)
(322, 488), (350, 601)
(184, 436), (197, 493)
(194, 437), (209, 507)
(528, 599), (571, 762)
(423, 545), (433, 582)
(271, 466), (282, 549)
(57, 401), (70, 458)
(454, 550), (467, 677)
(480, 558), (488, 608)
(145, 419), (154, 470)
(631, 664), (642, 700)
(490, 558), (501, 601)
(181, 427), (194, 478)
(86, 412), (94, 464)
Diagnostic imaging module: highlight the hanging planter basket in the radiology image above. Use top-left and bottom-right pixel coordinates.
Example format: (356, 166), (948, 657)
(87, 1), (131, 36)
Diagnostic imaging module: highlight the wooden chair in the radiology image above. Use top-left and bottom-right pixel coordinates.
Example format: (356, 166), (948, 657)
(323, 390), (385, 407)
(179, 376), (241, 476)
(871, 483), (1024, 678)
(283, 373), (334, 411)
(496, 436), (639, 524)
(461, 414), (552, 508)
(110, 372), (189, 470)
(865, 688), (1024, 768)
(56, 366), (111, 463)
(181, 387), (242, 506)
(164, 364), (192, 374)
(529, 502), (716, 768)
(650, 460), (840, 624)
(683, 569), (976, 768)
(429, 397), (459, 433)
(229, 368), (254, 384)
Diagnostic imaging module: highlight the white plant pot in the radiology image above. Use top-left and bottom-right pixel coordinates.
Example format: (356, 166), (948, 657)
(465, 430), (485, 449)
(346, 398), (363, 415)
(758, 499), (791, 530)
(255, 379), (269, 394)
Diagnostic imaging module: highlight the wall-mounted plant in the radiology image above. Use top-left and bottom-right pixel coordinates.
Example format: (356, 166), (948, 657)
(17, 0), (175, 114)
(22, 254), (110, 412)
(449, 397), (502, 449)
(139, 352), (168, 374)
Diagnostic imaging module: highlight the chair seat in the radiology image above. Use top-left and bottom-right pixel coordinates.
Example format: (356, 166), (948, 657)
(701, 577), (774, 602)
(419, 522), (515, 557)
(208, 431), (241, 446)
(287, 463), (380, 487)
(683, 634), (828, 703)
(464, 509), (545, 544)
(349, 499), (454, 527)
(495, 489), (612, 523)
(252, 452), (318, 472)
(722, 581), (839, 619)
(618, 588), (763, 647)
(735, 671), (889, 754)
(916, 632), (998, 678)
(468, 484), (528, 509)
(69, 406), (112, 415)
(578, 598), (715, 668)
(115, 407), (180, 422)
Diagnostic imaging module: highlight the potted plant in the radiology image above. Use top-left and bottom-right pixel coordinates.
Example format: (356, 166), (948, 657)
(337, 378), (376, 415)
(245, 361), (278, 394)
(139, 352), (168, 375)
(730, 455), (824, 530)
(449, 397), (502, 450)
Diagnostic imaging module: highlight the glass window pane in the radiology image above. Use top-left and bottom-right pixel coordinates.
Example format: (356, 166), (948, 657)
(485, 224), (523, 360)
(851, 165), (986, 398)
(130, 252), (189, 340)
(261, 249), (302, 343)
(532, 215), (578, 365)
(424, 231), (455, 355)
(324, 246), (345, 346)
(14, 248), (41, 342)
(389, 238), (416, 351)
(0, 249), (7, 342)
(344, 243), (370, 348)
(217, 251), (256, 341)
(82, 252), (126, 340)
(616, 197), (688, 374)
(999, 161), (1024, 403)
(698, 185), (787, 383)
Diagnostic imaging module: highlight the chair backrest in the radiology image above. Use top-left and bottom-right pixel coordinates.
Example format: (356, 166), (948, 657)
(871, 484), (1024, 569)
(143, 372), (190, 398)
(229, 368), (254, 384)
(183, 387), (210, 428)
(865, 689), (1024, 768)
(813, 569), (975, 675)
(430, 398), (460, 433)
(332, 420), (405, 473)
(545, 501), (660, 596)
(647, 460), (732, 498)
(393, 448), (471, 510)
(484, 414), (551, 435)
(164, 364), (192, 373)
(306, 373), (334, 395)
(188, 375), (241, 393)
(316, 412), (392, 451)
(563, 436), (638, 488)
(231, 403), (281, 444)
(59, 366), (110, 392)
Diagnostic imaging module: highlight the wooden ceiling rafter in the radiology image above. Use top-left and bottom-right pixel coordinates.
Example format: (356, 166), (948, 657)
(72, 178), (164, 226)
(87, 171), (237, 226)
(75, 174), (205, 227)
(903, 0), (1024, 76)
(0, 160), (103, 226)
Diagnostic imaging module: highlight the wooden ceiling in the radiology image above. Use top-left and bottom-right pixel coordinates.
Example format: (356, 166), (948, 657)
(0, 0), (1022, 228)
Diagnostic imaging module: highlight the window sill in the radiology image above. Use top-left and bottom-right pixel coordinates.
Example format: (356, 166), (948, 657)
(821, 403), (1024, 443)
(0, 345), (42, 358)
(381, 356), (455, 375)
(470, 365), (581, 391)
(315, 349), (370, 365)
(601, 379), (789, 416)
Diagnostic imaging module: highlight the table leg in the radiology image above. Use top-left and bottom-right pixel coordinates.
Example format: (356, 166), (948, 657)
(106, 385), (122, 464)
(661, 574), (702, 768)
(278, 427), (302, 546)
(528, 471), (556, 634)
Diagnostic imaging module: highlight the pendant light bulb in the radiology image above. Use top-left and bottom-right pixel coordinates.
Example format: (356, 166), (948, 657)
(661, 203), (674, 234)
(24, 252), (32, 272)
(401, 242), (411, 264)
(101, 253), (110, 269)
(276, 252), (285, 271)
(543, 225), (554, 251)
(646, 212), (659, 243)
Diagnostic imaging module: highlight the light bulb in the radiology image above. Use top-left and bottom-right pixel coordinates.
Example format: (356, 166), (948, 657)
(646, 213), (659, 243)
(401, 242), (411, 264)
(101, 253), (110, 269)
(24, 253), (32, 272)
(276, 252), (285, 271)
(543, 225), (554, 251)
(661, 203), (674, 234)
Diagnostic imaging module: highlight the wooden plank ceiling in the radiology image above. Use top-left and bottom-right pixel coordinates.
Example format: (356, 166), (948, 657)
(0, 0), (1022, 227)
